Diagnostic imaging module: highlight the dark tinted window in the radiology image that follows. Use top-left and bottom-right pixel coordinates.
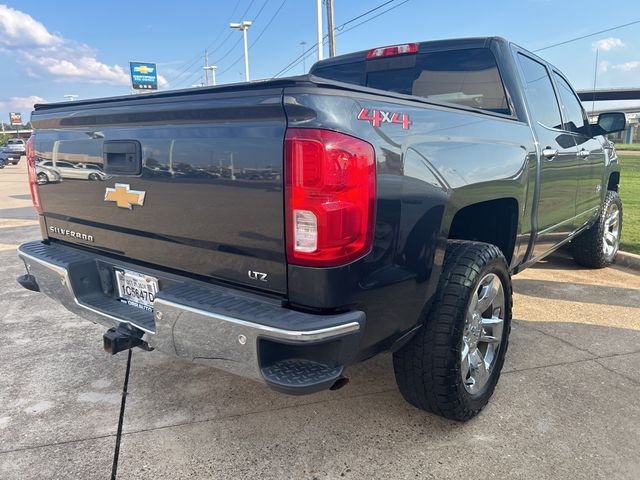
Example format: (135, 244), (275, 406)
(312, 61), (364, 85)
(312, 48), (510, 114)
(553, 72), (588, 134)
(517, 54), (562, 129)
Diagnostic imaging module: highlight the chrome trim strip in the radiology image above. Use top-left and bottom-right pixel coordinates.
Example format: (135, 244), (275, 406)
(154, 297), (361, 341)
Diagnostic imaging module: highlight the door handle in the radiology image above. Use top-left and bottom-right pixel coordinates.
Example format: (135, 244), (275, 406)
(542, 147), (558, 160)
(577, 149), (591, 159)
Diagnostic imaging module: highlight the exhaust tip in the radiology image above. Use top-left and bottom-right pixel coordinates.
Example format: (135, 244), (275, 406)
(329, 376), (349, 391)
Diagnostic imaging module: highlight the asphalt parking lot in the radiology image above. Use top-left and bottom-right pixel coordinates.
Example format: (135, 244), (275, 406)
(1, 160), (639, 479)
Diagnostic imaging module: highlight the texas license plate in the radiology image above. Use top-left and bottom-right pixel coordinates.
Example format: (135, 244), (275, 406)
(114, 268), (159, 312)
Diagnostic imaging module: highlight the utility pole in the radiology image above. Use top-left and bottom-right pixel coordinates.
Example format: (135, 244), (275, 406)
(316, 0), (323, 61)
(230, 21), (252, 82)
(325, 0), (336, 57)
(591, 49), (599, 114)
(300, 41), (308, 74)
(204, 49), (209, 86)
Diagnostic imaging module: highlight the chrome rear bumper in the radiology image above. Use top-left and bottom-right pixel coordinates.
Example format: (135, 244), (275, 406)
(18, 241), (364, 393)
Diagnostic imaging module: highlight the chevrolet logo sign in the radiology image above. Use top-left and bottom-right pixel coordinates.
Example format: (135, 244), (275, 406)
(133, 65), (154, 74)
(104, 184), (146, 209)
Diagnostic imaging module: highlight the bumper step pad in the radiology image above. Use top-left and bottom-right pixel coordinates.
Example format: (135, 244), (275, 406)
(261, 359), (344, 394)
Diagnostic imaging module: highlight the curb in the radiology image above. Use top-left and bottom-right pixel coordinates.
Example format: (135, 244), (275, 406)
(616, 251), (640, 271)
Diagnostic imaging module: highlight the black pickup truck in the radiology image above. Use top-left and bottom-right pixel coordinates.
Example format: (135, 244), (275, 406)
(17, 37), (626, 421)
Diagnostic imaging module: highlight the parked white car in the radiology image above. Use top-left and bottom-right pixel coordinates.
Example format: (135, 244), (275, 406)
(37, 160), (106, 181)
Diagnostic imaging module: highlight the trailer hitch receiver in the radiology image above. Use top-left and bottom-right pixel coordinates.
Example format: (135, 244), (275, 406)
(103, 324), (152, 355)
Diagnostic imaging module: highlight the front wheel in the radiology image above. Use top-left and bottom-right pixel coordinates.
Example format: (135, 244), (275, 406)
(393, 241), (512, 421)
(571, 191), (622, 268)
(36, 172), (49, 185)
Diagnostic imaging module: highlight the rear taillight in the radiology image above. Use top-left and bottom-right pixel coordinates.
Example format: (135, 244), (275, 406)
(285, 129), (376, 267)
(26, 137), (42, 214)
(366, 43), (418, 58)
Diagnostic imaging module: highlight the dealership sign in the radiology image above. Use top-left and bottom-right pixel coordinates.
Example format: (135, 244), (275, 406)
(9, 112), (22, 126)
(130, 62), (158, 90)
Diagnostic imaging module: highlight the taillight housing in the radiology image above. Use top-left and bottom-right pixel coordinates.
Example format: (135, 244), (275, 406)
(26, 136), (42, 214)
(285, 129), (376, 267)
(366, 43), (418, 58)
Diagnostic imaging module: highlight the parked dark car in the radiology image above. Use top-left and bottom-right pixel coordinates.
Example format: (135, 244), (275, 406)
(17, 37), (626, 421)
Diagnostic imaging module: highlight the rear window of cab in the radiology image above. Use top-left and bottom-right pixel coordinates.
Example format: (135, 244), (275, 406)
(312, 48), (510, 115)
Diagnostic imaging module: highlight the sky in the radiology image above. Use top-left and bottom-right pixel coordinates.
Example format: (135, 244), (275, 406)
(0, 0), (639, 123)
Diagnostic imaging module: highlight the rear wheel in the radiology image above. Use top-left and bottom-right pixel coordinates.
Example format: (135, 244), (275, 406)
(393, 241), (512, 421)
(571, 191), (622, 268)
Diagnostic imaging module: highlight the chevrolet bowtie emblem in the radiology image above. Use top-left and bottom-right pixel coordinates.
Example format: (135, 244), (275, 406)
(104, 184), (146, 209)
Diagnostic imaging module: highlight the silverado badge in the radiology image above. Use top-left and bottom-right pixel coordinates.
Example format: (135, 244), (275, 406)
(104, 184), (146, 209)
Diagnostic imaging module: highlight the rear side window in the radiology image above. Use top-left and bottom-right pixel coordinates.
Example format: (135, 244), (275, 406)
(552, 72), (588, 135)
(313, 48), (510, 114)
(517, 54), (562, 129)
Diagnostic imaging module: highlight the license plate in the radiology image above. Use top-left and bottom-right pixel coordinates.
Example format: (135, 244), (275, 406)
(114, 268), (159, 312)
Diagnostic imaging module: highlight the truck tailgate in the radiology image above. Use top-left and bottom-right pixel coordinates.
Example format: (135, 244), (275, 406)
(31, 89), (287, 294)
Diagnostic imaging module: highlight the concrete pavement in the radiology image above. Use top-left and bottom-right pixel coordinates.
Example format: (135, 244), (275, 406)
(1, 160), (639, 479)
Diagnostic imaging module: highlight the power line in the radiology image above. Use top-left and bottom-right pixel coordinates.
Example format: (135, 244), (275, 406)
(167, 0), (254, 87)
(219, 0), (288, 77)
(533, 19), (640, 52)
(174, 0), (269, 88)
(273, 0), (410, 78)
(334, 0), (396, 31)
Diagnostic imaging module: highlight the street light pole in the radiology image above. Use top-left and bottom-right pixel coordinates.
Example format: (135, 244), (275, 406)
(316, 0), (323, 61)
(230, 21), (252, 82)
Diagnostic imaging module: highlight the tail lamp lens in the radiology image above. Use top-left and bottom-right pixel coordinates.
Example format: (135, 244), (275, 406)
(26, 137), (42, 214)
(285, 128), (376, 267)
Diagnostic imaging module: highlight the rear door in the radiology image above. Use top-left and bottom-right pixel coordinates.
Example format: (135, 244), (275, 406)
(552, 71), (605, 228)
(32, 89), (288, 294)
(515, 52), (581, 259)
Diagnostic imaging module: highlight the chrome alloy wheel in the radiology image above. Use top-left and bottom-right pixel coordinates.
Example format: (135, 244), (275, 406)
(461, 273), (505, 394)
(602, 203), (620, 259)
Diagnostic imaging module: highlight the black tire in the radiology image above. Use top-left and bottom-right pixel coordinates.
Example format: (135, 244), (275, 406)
(393, 241), (512, 421)
(88, 173), (100, 181)
(571, 191), (622, 268)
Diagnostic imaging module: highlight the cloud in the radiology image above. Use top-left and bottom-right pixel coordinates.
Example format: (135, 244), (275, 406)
(0, 5), (62, 48)
(598, 60), (609, 74)
(0, 95), (46, 116)
(0, 5), (168, 88)
(612, 60), (640, 72)
(592, 37), (625, 52)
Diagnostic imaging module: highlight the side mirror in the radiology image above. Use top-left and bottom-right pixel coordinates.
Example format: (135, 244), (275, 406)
(596, 112), (627, 134)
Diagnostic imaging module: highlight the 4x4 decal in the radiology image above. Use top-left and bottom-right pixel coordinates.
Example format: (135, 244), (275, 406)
(357, 108), (412, 130)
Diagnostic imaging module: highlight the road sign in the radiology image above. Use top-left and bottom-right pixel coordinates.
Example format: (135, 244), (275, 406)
(129, 62), (158, 91)
(9, 112), (22, 126)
